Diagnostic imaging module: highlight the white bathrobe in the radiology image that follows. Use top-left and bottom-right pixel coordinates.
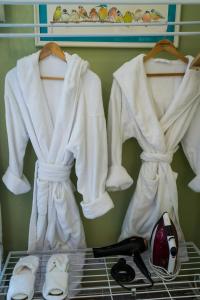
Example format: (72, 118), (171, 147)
(3, 51), (114, 251)
(0, 206), (2, 270)
(107, 54), (200, 247)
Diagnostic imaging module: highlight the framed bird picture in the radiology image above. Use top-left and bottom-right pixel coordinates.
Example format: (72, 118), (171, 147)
(34, 3), (181, 47)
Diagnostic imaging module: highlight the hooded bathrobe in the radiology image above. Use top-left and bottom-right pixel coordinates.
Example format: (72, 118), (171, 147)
(0, 207), (2, 270)
(3, 51), (114, 252)
(107, 54), (200, 249)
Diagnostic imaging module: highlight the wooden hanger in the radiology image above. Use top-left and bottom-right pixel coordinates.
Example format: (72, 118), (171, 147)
(39, 42), (66, 80)
(190, 53), (200, 70)
(143, 39), (189, 77)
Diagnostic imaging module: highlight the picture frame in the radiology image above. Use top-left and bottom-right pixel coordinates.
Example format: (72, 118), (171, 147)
(34, 4), (181, 48)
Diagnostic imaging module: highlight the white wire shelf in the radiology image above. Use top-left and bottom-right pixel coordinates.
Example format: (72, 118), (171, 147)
(0, 1), (199, 38)
(0, 0), (200, 4)
(0, 21), (200, 28)
(0, 242), (200, 299)
(0, 32), (200, 38)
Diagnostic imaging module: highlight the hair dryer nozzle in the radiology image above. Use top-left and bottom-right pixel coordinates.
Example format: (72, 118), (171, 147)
(93, 236), (147, 258)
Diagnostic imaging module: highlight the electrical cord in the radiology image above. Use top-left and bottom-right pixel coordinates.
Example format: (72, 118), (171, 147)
(149, 258), (181, 281)
(111, 258), (135, 291)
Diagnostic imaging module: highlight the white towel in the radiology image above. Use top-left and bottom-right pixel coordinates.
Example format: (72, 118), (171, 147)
(7, 255), (39, 300)
(43, 254), (69, 300)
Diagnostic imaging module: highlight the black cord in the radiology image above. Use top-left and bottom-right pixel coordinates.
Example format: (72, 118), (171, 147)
(111, 258), (135, 291)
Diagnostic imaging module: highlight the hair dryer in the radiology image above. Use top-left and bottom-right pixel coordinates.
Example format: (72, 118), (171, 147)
(93, 236), (153, 286)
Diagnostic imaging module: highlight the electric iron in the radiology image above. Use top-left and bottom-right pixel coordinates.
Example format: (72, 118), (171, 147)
(150, 212), (179, 280)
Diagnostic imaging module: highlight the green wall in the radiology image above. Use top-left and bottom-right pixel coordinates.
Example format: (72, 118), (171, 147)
(0, 5), (200, 257)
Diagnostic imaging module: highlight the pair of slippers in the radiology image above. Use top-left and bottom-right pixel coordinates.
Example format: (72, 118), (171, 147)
(7, 254), (69, 300)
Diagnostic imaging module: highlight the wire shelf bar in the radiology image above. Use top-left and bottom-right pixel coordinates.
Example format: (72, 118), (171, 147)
(0, 242), (199, 299)
(0, 0), (200, 5)
(0, 32), (200, 38)
(0, 20), (200, 28)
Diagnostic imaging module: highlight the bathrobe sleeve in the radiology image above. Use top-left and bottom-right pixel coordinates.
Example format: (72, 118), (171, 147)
(2, 72), (31, 195)
(106, 79), (134, 192)
(182, 100), (200, 192)
(73, 74), (114, 219)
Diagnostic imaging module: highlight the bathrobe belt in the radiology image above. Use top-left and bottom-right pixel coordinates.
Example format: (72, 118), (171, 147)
(140, 150), (179, 227)
(33, 160), (73, 248)
(36, 161), (71, 183)
(140, 151), (173, 164)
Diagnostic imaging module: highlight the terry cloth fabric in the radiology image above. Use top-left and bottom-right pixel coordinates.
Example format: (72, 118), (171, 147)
(7, 255), (39, 300)
(42, 254), (69, 300)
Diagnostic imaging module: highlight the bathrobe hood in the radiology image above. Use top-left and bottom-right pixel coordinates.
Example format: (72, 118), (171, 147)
(16, 52), (89, 156)
(17, 51), (89, 92)
(113, 54), (199, 152)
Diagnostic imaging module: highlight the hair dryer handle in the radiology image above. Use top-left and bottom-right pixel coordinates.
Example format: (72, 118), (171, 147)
(133, 251), (154, 286)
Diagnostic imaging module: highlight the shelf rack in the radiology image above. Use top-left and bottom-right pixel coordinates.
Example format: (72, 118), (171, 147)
(0, 242), (200, 299)
(0, 0), (200, 5)
(0, 0), (199, 38)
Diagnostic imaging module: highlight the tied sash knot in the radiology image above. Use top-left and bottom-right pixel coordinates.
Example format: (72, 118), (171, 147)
(140, 151), (173, 164)
(139, 150), (179, 236)
(37, 161), (71, 182)
(34, 160), (73, 249)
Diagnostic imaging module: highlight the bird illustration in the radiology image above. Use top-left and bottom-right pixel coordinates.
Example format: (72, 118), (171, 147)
(89, 8), (99, 21)
(134, 9), (143, 22)
(115, 10), (123, 23)
(78, 5), (88, 19)
(123, 10), (134, 23)
(108, 7), (118, 22)
(61, 9), (70, 22)
(142, 10), (151, 23)
(150, 9), (165, 21)
(68, 9), (80, 22)
(53, 6), (62, 22)
(97, 4), (108, 22)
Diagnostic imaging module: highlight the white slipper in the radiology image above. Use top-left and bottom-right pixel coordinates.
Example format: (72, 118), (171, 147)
(7, 255), (39, 300)
(42, 254), (69, 300)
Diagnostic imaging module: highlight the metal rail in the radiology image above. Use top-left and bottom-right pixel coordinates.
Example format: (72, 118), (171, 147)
(0, 32), (199, 38)
(0, 0), (200, 5)
(0, 20), (200, 28)
(0, 242), (199, 300)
